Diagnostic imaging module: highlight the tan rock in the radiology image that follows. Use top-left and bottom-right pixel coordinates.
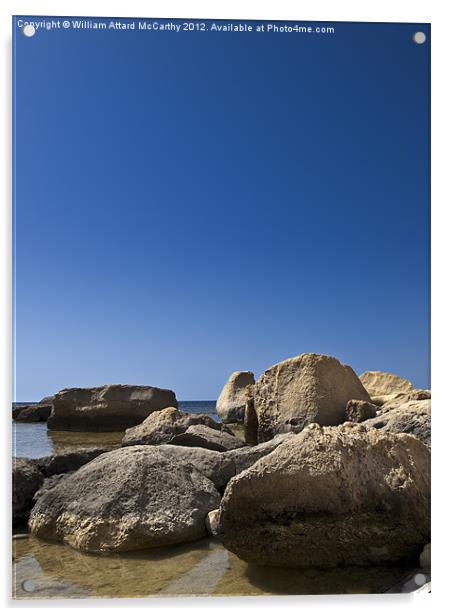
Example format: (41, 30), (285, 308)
(218, 424), (430, 568)
(254, 354), (371, 442)
(216, 371), (255, 424)
(346, 399), (378, 423)
(122, 407), (230, 447)
(359, 371), (413, 397)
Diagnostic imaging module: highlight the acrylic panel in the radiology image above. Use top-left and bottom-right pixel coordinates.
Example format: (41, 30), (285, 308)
(12, 16), (430, 599)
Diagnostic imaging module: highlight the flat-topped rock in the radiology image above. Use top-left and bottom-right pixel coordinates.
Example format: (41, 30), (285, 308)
(47, 384), (177, 432)
(170, 424), (245, 452)
(29, 446), (221, 553)
(122, 407), (231, 447)
(14, 403), (53, 422)
(216, 371), (255, 424)
(253, 353), (371, 442)
(218, 424), (430, 568)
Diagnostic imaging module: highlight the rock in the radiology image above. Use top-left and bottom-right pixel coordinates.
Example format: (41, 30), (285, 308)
(122, 407), (231, 447)
(218, 424), (430, 568)
(205, 509), (220, 536)
(34, 473), (71, 501)
(216, 371), (255, 424)
(15, 404), (52, 422)
(13, 458), (44, 525)
(170, 425), (245, 452)
(36, 448), (110, 476)
(29, 446), (221, 552)
(155, 444), (235, 489)
(359, 371), (413, 398)
(47, 384), (178, 432)
(244, 391), (258, 445)
(419, 543), (431, 570)
(377, 389), (431, 414)
(363, 399), (430, 446)
(346, 399), (378, 423)
(253, 353), (371, 442)
(223, 433), (295, 474)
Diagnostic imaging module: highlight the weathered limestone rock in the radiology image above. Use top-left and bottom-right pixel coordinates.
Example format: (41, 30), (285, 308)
(170, 425), (245, 452)
(376, 389), (431, 414)
(14, 403), (52, 422)
(122, 407), (231, 447)
(244, 391), (258, 445)
(36, 448), (110, 477)
(254, 354), (371, 442)
(13, 458), (44, 525)
(223, 433), (295, 474)
(155, 444), (236, 489)
(346, 399), (378, 423)
(29, 446), (220, 552)
(218, 424), (430, 568)
(363, 399), (430, 446)
(205, 509), (220, 536)
(359, 371), (413, 399)
(47, 384), (177, 432)
(216, 371), (255, 424)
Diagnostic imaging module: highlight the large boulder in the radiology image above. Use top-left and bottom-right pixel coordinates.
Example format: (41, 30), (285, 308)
(216, 371), (255, 424)
(47, 384), (177, 432)
(170, 424), (245, 452)
(253, 354), (371, 442)
(29, 446), (220, 553)
(359, 371), (413, 404)
(218, 423), (430, 568)
(13, 458), (44, 525)
(122, 407), (231, 447)
(363, 399), (430, 446)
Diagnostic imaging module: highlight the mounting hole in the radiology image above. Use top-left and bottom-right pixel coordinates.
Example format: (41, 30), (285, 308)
(22, 24), (36, 37)
(22, 579), (35, 592)
(414, 573), (427, 586)
(413, 31), (426, 45)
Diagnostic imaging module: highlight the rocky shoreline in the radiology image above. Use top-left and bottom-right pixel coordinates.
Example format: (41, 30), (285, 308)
(12, 352), (431, 590)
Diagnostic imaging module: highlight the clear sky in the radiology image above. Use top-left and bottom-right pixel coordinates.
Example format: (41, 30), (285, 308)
(13, 18), (430, 401)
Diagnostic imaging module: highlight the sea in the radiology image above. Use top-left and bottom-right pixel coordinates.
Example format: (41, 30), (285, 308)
(12, 401), (219, 458)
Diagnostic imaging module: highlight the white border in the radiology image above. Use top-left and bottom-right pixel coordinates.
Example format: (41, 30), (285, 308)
(1, 1), (448, 614)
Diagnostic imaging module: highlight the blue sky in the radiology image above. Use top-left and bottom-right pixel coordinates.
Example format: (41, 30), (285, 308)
(13, 18), (430, 400)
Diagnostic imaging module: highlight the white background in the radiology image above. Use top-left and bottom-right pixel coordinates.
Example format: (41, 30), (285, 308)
(1, 1), (447, 614)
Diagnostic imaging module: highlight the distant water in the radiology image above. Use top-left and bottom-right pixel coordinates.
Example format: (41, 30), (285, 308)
(12, 401), (218, 459)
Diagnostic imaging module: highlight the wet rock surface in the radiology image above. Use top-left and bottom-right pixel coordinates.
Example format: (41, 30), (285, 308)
(13, 458), (44, 525)
(218, 424), (430, 568)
